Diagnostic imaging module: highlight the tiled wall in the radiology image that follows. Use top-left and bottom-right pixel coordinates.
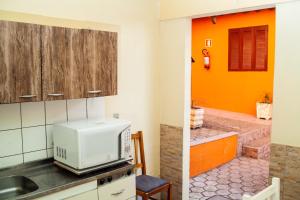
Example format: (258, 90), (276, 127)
(269, 143), (300, 200)
(0, 97), (105, 169)
(203, 109), (272, 157)
(160, 124), (183, 200)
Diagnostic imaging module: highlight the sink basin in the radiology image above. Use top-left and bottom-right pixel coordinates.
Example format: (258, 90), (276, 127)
(0, 176), (38, 199)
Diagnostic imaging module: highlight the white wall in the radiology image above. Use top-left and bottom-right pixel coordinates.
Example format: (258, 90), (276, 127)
(160, 0), (295, 19)
(159, 18), (191, 200)
(272, 1), (300, 147)
(159, 19), (188, 127)
(0, 0), (160, 175)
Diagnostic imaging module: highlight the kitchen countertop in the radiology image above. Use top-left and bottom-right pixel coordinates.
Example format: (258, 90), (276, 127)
(0, 159), (135, 200)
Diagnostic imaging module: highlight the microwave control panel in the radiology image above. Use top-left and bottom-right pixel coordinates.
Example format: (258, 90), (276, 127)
(121, 126), (132, 160)
(97, 166), (134, 186)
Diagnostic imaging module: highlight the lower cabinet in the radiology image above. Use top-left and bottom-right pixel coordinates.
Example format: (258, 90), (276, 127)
(34, 175), (135, 200)
(34, 181), (97, 200)
(98, 175), (135, 200)
(65, 189), (98, 200)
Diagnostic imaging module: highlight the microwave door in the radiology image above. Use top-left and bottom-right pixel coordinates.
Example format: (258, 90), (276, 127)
(79, 129), (119, 169)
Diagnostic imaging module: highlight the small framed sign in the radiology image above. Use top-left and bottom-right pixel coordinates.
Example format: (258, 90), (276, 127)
(205, 39), (212, 47)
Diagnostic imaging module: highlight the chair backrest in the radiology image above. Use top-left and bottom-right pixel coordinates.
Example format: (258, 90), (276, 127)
(131, 131), (146, 175)
(242, 177), (280, 200)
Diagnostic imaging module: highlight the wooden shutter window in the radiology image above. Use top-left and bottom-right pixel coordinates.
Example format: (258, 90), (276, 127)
(228, 29), (240, 70)
(228, 25), (268, 71)
(241, 28), (254, 70)
(229, 30), (240, 71)
(254, 26), (268, 70)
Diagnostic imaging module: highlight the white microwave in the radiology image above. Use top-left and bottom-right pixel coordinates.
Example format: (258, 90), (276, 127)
(52, 119), (132, 170)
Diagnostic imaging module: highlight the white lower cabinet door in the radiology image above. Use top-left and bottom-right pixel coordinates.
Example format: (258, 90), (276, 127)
(35, 181), (97, 200)
(65, 189), (98, 200)
(98, 175), (135, 200)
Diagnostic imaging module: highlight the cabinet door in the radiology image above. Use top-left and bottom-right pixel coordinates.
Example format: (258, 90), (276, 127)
(41, 26), (70, 101)
(98, 175), (135, 200)
(42, 26), (87, 101)
(65, 189), (98, 200)
(85, 31), (117, 97)
(66, 28), (86, 99)
(0, 21), (41, 103)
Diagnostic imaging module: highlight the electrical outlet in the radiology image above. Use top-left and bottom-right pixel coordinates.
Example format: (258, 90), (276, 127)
(113, 113), (119, 119)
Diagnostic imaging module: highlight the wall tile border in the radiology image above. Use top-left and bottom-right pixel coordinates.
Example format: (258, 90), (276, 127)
(160, 124), (183, 200)
(269, 143), (300, 200)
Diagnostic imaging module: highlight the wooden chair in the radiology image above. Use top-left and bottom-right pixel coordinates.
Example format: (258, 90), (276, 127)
(132, 131), (172, 200)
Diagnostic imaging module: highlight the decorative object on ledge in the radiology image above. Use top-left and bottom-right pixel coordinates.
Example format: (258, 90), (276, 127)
(256, 93), (272, 120)
(190, 106), (204, 129)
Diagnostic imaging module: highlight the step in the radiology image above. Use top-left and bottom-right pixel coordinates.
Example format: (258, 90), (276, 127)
(242, 136), (270, 160)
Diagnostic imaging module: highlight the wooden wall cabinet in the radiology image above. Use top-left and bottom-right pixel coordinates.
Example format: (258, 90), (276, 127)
(0, 21), (42, 103)
(41, 26), (117, 101)
(41, 26), (70, 101)
(86, 31), (117, 97)
(41, 26), (87, 101)
(0, 20), (117, 104)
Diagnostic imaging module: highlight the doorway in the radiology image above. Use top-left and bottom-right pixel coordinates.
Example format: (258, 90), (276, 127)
(189, 8), (275, 200)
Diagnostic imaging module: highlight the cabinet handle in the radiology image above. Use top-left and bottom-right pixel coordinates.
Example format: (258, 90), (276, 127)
(19, 95), (37, 98)
(48, 93), (64, 97)
(111, 189), (125, 196)
(88, 90), (102, 94)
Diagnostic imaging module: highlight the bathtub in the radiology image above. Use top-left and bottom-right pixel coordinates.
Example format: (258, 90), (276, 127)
(190, 128), (238, 177)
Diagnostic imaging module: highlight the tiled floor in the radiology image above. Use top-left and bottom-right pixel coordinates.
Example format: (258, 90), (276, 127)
(189, 157), (269, 200)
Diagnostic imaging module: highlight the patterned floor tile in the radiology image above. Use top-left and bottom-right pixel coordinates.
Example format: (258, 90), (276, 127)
(203, 191), (216, 197)
(229, 193), (243, 200)
(189, 157), (269, 200)
(190, 192), (204, 198)
(191, 187), (205, 193)
(216, 189), (230, 196)
(204, 185), (218, 192)
(207, 196), (230, 200)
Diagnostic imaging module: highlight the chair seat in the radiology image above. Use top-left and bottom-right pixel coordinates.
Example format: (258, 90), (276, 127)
(136, 175), (168, 193)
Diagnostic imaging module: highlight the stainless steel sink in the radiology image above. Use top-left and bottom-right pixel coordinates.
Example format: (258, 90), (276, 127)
(0, 176), (38, 199)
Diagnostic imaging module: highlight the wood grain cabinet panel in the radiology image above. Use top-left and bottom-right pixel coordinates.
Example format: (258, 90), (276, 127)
(95, 31), (117, 96)
(0, 21), (42, 103)
(41, 26), (70, 101)
(42, 27), (117, 100)
(42, 26), (87, 100)
(85, 30), (117, 97)
(1, 21), (117, 104)
(66, 28), (86, 99)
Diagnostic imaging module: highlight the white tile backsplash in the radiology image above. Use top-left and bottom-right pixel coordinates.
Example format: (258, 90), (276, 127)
(46, 125), (54, 148)
(45, 100), (67, 124)
(0, 103), (21, 130)
(67, 99), (87, 121)
(24, 150), (47, 163)
(0, 129), (22, 157)
(21, 102), (45, 127)
(23, 126), (46, 153)
(47, 148), (54, 158)
(0, 98), (105, 169)
(87, 97), (105, 119)
(0, 154), (23, 169)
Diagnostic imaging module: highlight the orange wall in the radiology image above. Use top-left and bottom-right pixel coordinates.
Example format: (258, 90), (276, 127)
(192, 9), (275, 115)
(190, 135), (237, 177)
